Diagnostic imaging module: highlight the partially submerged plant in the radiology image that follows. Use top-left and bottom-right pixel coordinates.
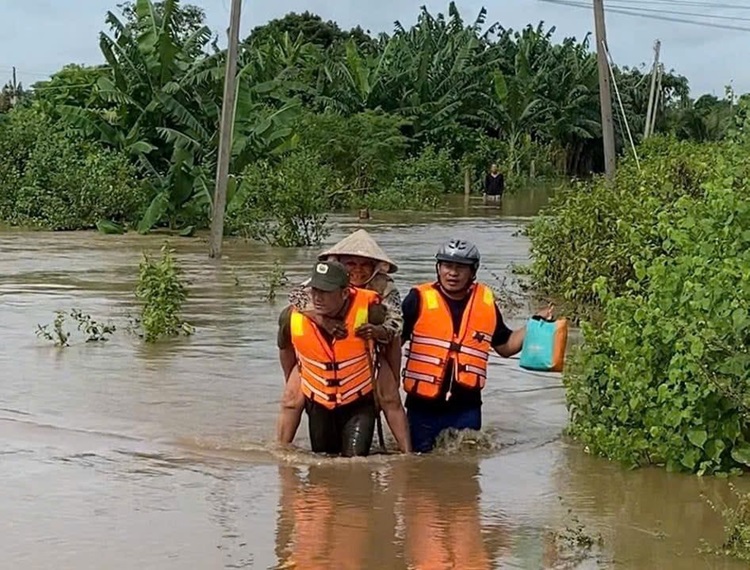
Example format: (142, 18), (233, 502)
(36, 309), (116, 346)
(263, 260), (289, 303)
(36, 311), (70, 347)
(135, 242), (194, 342)
(703, 484), (750, 562)
(70, 308), (117, 342)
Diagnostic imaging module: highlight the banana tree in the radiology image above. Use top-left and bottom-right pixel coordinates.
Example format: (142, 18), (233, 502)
(482, 72), (543, 175)
(58, 0), (300, 233)
(539, 37), (600, 174)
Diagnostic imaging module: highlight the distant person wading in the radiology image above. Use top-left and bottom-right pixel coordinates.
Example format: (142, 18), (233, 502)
(483, 163), (504, 204)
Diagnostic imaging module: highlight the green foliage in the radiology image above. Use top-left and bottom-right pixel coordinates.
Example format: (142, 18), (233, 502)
(226, 149), (335, 247)
(56, 0), (300, 234)
(36, 312), (71, 347)
(525, 136), (750, 320)
(31, 64), (109, 115)
(262, 260), (290, 303)
(36, 309), (117, 346)
(246, 11), (375, 52)
(561, 138), (750, 475)
(135, 243), (194, 342)
(0, 107), (145, 230)
(704, 484), (750, 561)
(358, 146), (459, 210)
(3, 1), (749, 238)
(297, 110), (408, 196)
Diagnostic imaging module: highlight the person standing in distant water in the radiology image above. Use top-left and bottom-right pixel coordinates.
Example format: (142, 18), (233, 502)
(483, 163), (504, 205)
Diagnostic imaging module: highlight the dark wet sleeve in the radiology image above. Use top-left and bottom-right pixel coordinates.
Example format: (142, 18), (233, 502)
(277, 305), (294, 350)
(400, 289), (420, 343)
(491, 305), (513, 347)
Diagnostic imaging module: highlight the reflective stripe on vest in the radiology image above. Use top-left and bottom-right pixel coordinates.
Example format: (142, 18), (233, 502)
(403, 282), (497, 399)
(290, 288), (378, 409)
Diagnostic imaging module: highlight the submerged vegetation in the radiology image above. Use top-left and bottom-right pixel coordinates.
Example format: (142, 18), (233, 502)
(2, 0), (747, 245)
(35, 243), (193, 345)
(36, 309), (117, 346)
(704, 485), (750, 562)
(135, 243), (194, 342)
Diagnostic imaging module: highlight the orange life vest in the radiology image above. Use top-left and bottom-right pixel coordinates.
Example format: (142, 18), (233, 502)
(403, 282), (497, 399)
(291, 288), (378, 410)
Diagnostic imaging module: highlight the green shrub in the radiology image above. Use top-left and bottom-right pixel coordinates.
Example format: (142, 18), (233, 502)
(297, 110), (408, 195)
(525, 136), (750, 320)
(135, 244), (193, 343)
(226, 149), (337, 247)
(0, 107), (145, 230)
(358, 146), (459, 211)
(0, 107), (50, 221)
(564, 178), (750, 474)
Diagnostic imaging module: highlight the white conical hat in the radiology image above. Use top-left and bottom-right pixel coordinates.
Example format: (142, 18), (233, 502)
(318, 229), (398, 273)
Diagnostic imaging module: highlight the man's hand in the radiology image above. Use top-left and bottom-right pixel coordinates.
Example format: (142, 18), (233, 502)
(304, 311), (347, 339)
(355, 323), (387, 342)
(535, 303), (555, 321)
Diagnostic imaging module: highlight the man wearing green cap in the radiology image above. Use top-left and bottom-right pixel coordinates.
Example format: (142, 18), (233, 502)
(276, 260), (411, 456)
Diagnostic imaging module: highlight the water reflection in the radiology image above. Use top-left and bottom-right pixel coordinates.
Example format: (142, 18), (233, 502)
(397, 457), (508, 570)
(273, 458), (512, 570)
(274, 463), (399, 569)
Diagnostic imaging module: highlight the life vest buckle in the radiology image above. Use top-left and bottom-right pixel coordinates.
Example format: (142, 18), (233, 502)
(449, 341), (462, 352)
(473, 331), (488, 343)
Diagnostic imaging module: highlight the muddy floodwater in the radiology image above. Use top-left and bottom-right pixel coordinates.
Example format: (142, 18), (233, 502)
(1, 189), (747, 569)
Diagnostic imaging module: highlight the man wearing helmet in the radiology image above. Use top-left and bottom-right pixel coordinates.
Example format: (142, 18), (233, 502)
(400, 238), (553, 453)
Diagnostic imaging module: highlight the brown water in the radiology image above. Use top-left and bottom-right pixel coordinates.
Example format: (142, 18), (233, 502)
(1, 191), (747, 569)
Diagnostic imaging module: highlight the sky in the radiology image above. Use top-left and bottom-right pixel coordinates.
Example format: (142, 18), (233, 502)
(1, 0), (747, 98)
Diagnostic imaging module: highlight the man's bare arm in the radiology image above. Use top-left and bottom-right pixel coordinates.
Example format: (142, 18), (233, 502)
(493, 327), (525, 358)
(276, 367), (305, 445)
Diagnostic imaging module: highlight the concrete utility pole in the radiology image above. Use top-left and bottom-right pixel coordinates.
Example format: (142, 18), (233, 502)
(208, 0), (243, 259)
(593, 0), (616, 181)
(650, 63), (664, 136)
(10, 67), (18, 107)
(644, 40), (661, 139)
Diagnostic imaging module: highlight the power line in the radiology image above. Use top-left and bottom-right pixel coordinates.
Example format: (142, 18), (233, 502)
(603, 1), (750, 22)
(617, 0), (750, 9)
(539, 0), (750, 32)
(622, 0), (750, 8)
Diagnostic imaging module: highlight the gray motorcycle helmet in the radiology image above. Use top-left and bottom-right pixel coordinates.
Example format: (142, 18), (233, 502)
(435, 239), (481, 270)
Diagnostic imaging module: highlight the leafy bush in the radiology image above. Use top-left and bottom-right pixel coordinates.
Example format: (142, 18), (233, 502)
(226, 149), (337, 247)
(135, 243), (193, 343)
(358, 146), (459, 210)
(296, 110), (408, 195)
(0, 107), (50, 220)
(563, 152), (750, 475)
(0, 107), (145, 230)
(525, 136), (750, 320)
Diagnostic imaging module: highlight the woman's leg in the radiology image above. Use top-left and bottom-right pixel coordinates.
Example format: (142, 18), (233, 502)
(376, 357), (412, 453)
(276, 366), (305, 445)
(385, 338), (402, 379)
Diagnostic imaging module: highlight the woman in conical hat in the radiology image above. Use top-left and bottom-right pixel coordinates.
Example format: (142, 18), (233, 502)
(288, 229), (402, 343)
(286, 229), (410, 452)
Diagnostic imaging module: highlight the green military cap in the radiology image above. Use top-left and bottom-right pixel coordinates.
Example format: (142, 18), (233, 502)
(309, 260), (349, 292)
